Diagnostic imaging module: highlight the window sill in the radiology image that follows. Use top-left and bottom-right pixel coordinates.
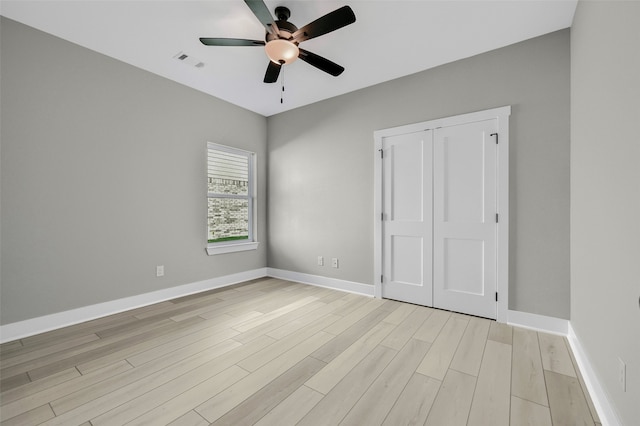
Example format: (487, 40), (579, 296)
(206, 241), (259, 256)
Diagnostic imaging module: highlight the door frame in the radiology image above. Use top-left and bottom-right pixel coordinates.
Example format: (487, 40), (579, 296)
(373, 106), (511, 323)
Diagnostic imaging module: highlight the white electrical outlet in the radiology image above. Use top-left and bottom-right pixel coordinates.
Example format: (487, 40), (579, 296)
(317, 256), (324, 266)
(618, 357), (626, 392)
(332, 258), (339, 268)
(156, 265), (164, 277)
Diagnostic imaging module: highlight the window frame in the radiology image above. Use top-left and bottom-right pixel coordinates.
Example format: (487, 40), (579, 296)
(206, 142), (259, 256)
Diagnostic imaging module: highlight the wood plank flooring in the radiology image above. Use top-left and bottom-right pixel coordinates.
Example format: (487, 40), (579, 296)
(0, 278), (600, 425)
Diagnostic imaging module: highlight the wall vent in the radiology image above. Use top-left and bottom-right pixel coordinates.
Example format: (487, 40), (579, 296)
(173, 51), (206, 69)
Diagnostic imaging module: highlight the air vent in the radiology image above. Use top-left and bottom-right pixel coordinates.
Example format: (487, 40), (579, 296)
(173, 51), (206, 69)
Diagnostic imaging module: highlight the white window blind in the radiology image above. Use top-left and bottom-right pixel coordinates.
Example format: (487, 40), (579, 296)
(207, 143), (256, 250)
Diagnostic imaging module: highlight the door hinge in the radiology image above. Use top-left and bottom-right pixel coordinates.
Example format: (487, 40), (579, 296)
(491, 133), (498, 144)
(381, 213), (384, 221)
(496, 213), (499, 223)
(379, 149), (384, 158)
(381, 275), (384, 283)
(495, 292), (499, 302)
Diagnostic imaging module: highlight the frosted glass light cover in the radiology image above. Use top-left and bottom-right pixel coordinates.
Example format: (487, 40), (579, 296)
(265, 39), (299, 64)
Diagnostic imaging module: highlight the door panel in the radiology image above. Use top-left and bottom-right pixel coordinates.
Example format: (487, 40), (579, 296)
(390, 140), (424, 222)
(382, 130), (432, 306)
(442, 132), (485, 223)
(391, 235), (423, 286)
(433, 120), (497, 319)
(443, 238), (484, 294)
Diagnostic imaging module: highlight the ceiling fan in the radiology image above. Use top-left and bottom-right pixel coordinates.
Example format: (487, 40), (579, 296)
(200, 0), (356, 83)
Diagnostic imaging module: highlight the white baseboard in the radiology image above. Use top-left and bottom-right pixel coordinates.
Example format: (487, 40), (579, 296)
(0, 268), (268, 343)
(0, 267), (370, 343)
(506, 312), (620, 426)
(567, 323), (622, 426)
(0, 267), (624, 426)
(507, 309), (569, 335)
(267, 268), (374, 297)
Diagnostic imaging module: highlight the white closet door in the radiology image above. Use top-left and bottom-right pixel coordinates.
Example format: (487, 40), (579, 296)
(433, 119), (497, 319)
(382, 130), (433, 306)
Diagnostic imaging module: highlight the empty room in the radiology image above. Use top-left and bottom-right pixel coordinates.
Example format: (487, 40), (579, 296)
(0, 1), (638, 425)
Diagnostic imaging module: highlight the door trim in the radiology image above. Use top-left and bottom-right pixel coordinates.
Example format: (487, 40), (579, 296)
(373, 106), (511, 323)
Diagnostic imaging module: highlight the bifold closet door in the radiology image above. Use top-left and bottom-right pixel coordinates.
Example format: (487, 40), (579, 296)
(381, 130), (433, 306)
(433, 120), (498, 319)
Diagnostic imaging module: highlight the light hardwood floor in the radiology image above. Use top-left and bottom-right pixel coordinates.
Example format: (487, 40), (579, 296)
(0, 278), (600, 425)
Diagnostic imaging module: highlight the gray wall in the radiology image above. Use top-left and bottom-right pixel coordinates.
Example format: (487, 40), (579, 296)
(571, 2), (640, 424)
(268, 29), (571, 319)
(0, 17), (572, 324)
(0, 17), (268, 324)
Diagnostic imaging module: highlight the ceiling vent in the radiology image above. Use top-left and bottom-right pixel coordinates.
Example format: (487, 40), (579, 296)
(173, 51), (205, 69)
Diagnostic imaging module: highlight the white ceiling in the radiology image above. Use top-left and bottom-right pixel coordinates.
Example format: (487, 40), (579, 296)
(1, 0), (577, 117)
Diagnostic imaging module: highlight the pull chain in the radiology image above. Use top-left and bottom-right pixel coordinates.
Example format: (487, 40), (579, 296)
(280, 66), (285, 104)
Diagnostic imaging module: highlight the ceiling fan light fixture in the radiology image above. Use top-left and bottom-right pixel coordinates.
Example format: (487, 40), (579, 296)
(265, 39), (299, 64)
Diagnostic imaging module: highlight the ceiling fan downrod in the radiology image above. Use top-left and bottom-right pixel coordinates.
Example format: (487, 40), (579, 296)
(274, 6), (291, 21)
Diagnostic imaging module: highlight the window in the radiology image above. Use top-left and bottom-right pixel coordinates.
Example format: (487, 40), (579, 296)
(206, 142), (258, 255)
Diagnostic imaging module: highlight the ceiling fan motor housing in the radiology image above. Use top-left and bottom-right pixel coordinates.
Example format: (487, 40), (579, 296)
(265, 7), (298, 43)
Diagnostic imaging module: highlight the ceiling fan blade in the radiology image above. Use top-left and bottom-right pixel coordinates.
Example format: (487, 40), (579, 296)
(292, 5), (356, 43)
(298, 48), (345, 77)
(244, 0), (277, 34)
(200, 38), (265, 47)
(264, 61), (282, 83)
